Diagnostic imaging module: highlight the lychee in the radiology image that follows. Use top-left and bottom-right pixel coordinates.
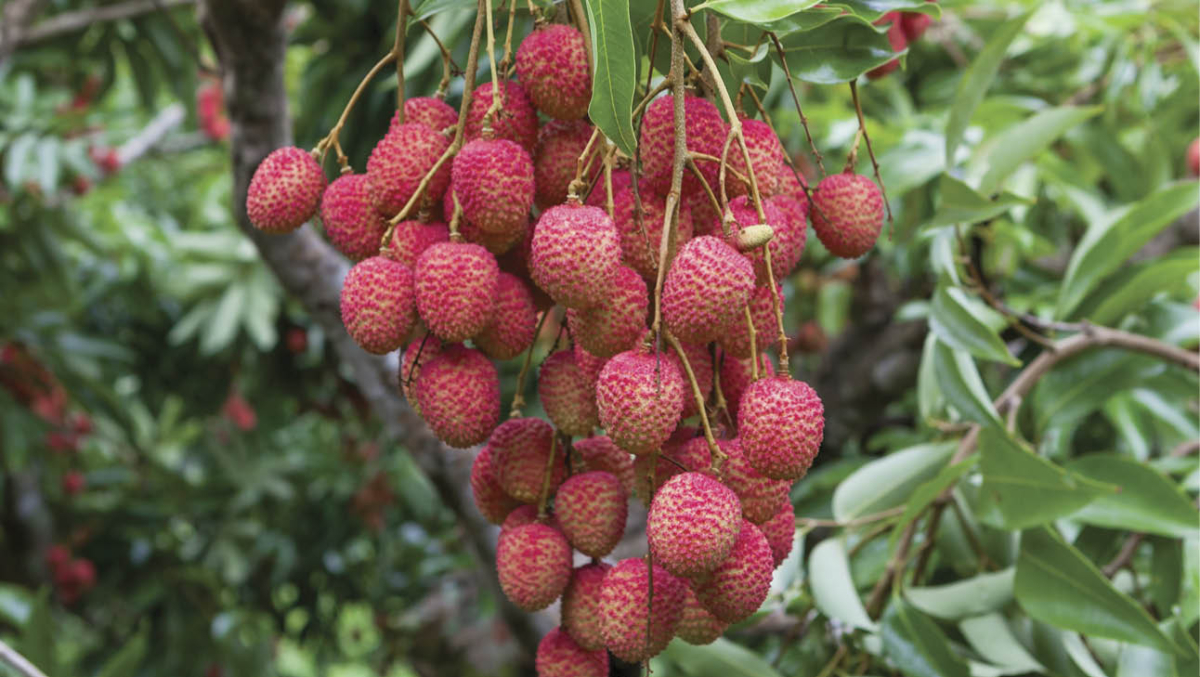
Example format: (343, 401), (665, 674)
(474, 273), (538, 360)
(900, 5), (934, 42)
(573, 343), (608, 391)
(320, 173), (388, 260)
(554, 470), (627, 558)
(720, 437), (790, 524)
(633, 428), (708, 503)
(676, 588), (728, 645)
(366, 122), (451, 217)
(721, 195), (804, 285)
(489, 417), (565, 503)
(611, 183), (695, 281)
(471, 445), (520, 524)
(399, 332), (441, 413)
(451, 138), (535, 235)
(728, 118), (784, 197)
(339, 256), (416, 354)
(529, 203), (622, 309)
(414, 242), (499, 342)
(414, 344), (499, 448)
(502, 504), (552, 532)
(648, 471), (742, 579)
(867, 15), (907, 79)
(719, 284), (781, 359)
(565, 266), (648, 358)
(246, 146), (326, 233)
(662, 236), (755, 345)
(718, 349), (775, 422)
(586, 168), (632, 209)
(496, 522), (572, 611)
(561, 562), (612, 651)
(810, 170), (884, 258)
(536, 627), (608, 677)
(538, 351), (600, 437)
(534, 120), (595, 209)
(398, 96), (458, 133)
(459, 212), (528, 256)
(693, 519), (773, 623)
(599, 558), (687, 663)
(738, 377), (824, 480)
(464, 80), (539, 152)
(516, 24), (592, 120)
(685, 189), (722, 238)
(1189, 137), (1200, 177)
(387, 219), (449, 267)
(572, 435), (636, 497)
(640, 95), (727, 197)
(759, 499), (797, 567)
(595, 348), (684, 455)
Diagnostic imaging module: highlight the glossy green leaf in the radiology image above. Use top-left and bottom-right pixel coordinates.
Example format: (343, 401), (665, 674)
(809, 538), (876, 631)
(980, 427), (1115, 529)
(930, 339), (1002, 427)
(0, 584), (32, 627)
(759, 8), (844, 36)
(922, 174), (1032, 231)
(907, 569), (1015, 621)
(411, 0), (482, 21)
(97, 625), (149, 677)
(585, 0), (637, 157)
(34, 136), (60, 194)
(1058, 182), (1200, 318)
(881, 596), (970, 677)
(662, 637), (786, 677)
(1030, 349), (1161, 433)
(832, 441), (957, 522)
(1066, 455), (1200, 538)
(945, 13), (1031, 165)
(19, 589), (55, 675)
(827, 0), (942, 22)
(977, 106), (1102, 194)
(959, 613), (1044, 674)
(1075, 247), (1200, 326)
(917, 333), (945, 423)
(889, 458), (976, 550)
(1119, 643), (1178, 677)
(1015, 527), (1183, 654)
(694, 0), (820, 23)
(930, 285), (1019, 366)
(778, 15), (898, 84)
(200, 284), (247, 355)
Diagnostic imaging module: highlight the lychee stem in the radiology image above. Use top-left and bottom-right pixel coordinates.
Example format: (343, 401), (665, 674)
(567, 0), (594, 73)
(684, 156), (726, 237)
(393, 0), (409, 114)
(711, 348), (735, 430)
(849, 80), (894, 225)
(743, 305), (759, 381)
(535, 432), (560, 519)
(508, 308), (553, 418)
(644, 0), (666, 96)
(566, 126), (603, 200)
(496, 0), (519, 74)
(447, 194), (464, 242)
(479, 0), (506, 134)
(315, 51), (398, 169)
(601, 141), (616, 219)
(767, 32), (826, 177)
(417, 18), (457, 98)
(665, 331), (727, 472)
(845, 128), (863, 173)
(761, 245), (790, 377)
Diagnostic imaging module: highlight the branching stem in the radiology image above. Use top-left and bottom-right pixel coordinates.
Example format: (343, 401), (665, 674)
(665, 331), (727, 470)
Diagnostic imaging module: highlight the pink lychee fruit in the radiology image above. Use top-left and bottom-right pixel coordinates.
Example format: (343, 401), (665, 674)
(496, 522), (572, 611)
(811, 170), (884, 258)
(565, 265), (648, 358)
(585, 168), (632, 209)
(720, 437), (790, 524)
(320, 173), (388, 260)
(398, 96), (458, 133)
(458, 212), (528, 256)
(1189, 138), (1200, 177)
(693, 519), (774, 623)
(399, 332), (441, 414)
(536, 627), (608, 677)
(738, 377), (824, 480)
(489, 417), (565, 504)
(662, 236), (755, 345)
(639, 95), (727, 197)
(366, 122), (451, 217)
(611, 182), (695, 281)
(721, 195), (804, 285)
(464, 80), (539, 152)
(538, 350), (600, 437)
(451, 138), (534, 236)
(595, 348), (685, 455)
(901, 9), (933, 42)
(648, 471), (742, 579)
(246, 146), (326, 233)
(599, 558), (687, 663)
(676, 587), (728, 645)
(474, 273), (537, 360)
(728, 117), (784, 197)
(387, 219), (449, 267)
(561, 562), (612, 651)
(759, 499), (797, 567)
(339, 255), (416, 354)
(470, 445), (520, 524)
(554, 470), (627, 558)
(414, 242), (499, 343)
(529, 203), (622, 309)
(516, 24), (592, 120)
(573, 343), (608, 391)
(572, 435), (636, 497)
(414, 344), (499, 448)
(502, 504), (553, 532)
(718, 350), (775, 422)
(534, 120), (595, 209)
(719, 284), (781, 360)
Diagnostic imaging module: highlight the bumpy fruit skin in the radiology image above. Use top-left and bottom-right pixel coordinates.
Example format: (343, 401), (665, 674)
(366, 122), (451, 217)
(451, 138), (535, 235)
(516, 24), (592, 120)
(672, 340), (713, 420)
(1189, 138), (1200, 177)
(400, 96), (458, 133)
(759, 500), (797, 567)
(685, 189), (722, 238)
(720, 284), (781, 359)
(474, 273), (537, 360)
(534, 120), (595, 209)
(554, 471), (627, 558)
(414, 242), (499, 343)
(459, 213), (528, 256)
(572, 436), (635, 496)
(611, 183), (695, 281)
(596, 349), (684, 455)
(388, 220), (449, 267)
(246, 146), (326, 233)
(718, 350), (775, 422)
(722, 195), (804, 285)
(464, 81), (539, 151)
(662, 236), (756, 345)
(586, 168), (632, 208)
(339, 256), (416, 354)
(470, 445), (520, 524)
(489, 417), (565, 503)
(677, 587), (728, 645)
(561, 563), (612, 651)
(720, 438), (790, 524)
(414, 345), (499, 448)
(496, 522), (572, 611)
(399, 332), (441, 414)
(811, 171), (885, 258)
(648, 472), (742, 579)
(600, 558), (687, 663)
(739, 377), (824, 480)
(566, 266), (648, 358)
(693, 519), (774, 623)
(538, 351), (600, 437)
(530, 204), (622, 309)
(867, 15), (907, 79)
(320, 174), (388, 260)
(573, 344), (608, 391)
(640, 96), (726, 196)
(536, 627), (608, 677)
(728, 118), (784, 197)
(634, 430), (708, 503)
(502, 504), (550, 532)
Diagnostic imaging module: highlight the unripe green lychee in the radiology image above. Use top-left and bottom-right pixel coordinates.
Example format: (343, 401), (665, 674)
(759, 499), (797, 567)
(693, 519), (773, 623)
(464, 80), (539, 152)
(648, 472), (742, 579)
(474, 273), (537, 360)
(470, 445), (520, 524)
(516, 24), (592, 120)
(489, 417), (565, 504)
(572, 436), (635, 496)
(451, 138), (535, 236)
(530, 203), (622, 309)
(662, 236), (755, 345)
(534, 120), (594, 209)
(611, 182), (695, 281)
(561, 563), (611, 652)
(565, 265), (648, 358)
(339, 256), (416, 355)
(599, 558), (687, 663)
(414, 344), (499, 448)
(414, 242), (499, 343)
(538, 351), (600, 437)
(639, 95), (726, 197)
(719, 284), (781, 360)
(536, 627), (608, 677)
(738, 377), (824, 480)
(387, 219), (449, 267)
(811, 170), (884, 258)
(366, 122), (451, 217)
(496, 522), (572, 611)
(320, 173), (388, 260)
(246, 146), (326, 233)
(554, 470), (627, 558)
(595, 348), (684, 455)
(676, 587), (728, 645)
(727, 117), (784, 198)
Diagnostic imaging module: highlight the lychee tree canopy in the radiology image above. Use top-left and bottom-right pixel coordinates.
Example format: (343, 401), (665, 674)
(0, 0), (1197, 676)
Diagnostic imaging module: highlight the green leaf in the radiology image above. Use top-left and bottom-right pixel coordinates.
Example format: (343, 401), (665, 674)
(1119, 643), (1178, 677)
(1030, 349), (1161, 434)
(917, 334), (945, 423)
(929, 285), (1018, 366)
(97, 625), (149, 677)
(1057, 182), (1200, 318)
(945, 12), (1032, 166)
(907, 569), (1015, 621)
(832, 441), (957, 522)
(826, 0), (942, 22)
(930, 339), (1001, 427)
(585, 0), (637, 157)
(757, 8), (844, 37)
(922, 174), (1032, 231)
(889, 458), (976, 550)
(1074, 247), (1200, 325)
(19, 589), (55, 675)
(694, 0), (820, 23)
(0, 584), (32, 627)
(809, 538), (876, 631)
(1015, 526), (1183, 654)
(4, 133), (37, 189)
(976, 106), (1102, 195)
(200, 284), (247, 355)
(881, 596), (970, 677)
(35, 136), (60, 194)
(662, 637), (785, 677)
(1066, 455), (1200, 539)
(778, 15), (899, 85)
(959, 613), (1045, 674)
(980, 427), (1115, 529)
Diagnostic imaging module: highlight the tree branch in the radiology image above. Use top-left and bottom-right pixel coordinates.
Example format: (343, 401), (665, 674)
(0, 640), (49, 677)
(0, 0), (48, 67)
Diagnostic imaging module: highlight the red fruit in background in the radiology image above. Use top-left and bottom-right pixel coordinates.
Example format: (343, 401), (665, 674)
(45, 544), (71, 572)
(205, 664), (224, 677)
(71, 176), (92, 195)
(867, 15), (908, 79)
(45, 431), (80, 453)
(62, 470), (86, 496)
(222, 391), (257, 431)
(197, 77), (231, 141)
(1188, 138), (1200, 177)
(286, 327), (308, 354)
(90, 146), (121, 174)
(901, 11), (933, 41)
(70, 559), (96, 590)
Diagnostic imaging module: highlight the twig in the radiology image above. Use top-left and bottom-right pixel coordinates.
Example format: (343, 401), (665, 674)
(814, 644), (848, 677)
(417, 18), (457, 97)
(947, 496), (994, 571)
(393, 0), (409, 113)
(0, 640), (50, 677)
(768, 32), (825, 175)
(317, 52), (398, 169)
(509, 309), (553, 418)
(14, 0), (193, 48)
(848, 81), (892, 224)
(665, 331), (727, 470)
(1102, 533), (1145, 578)
(536, 433), (560, 518)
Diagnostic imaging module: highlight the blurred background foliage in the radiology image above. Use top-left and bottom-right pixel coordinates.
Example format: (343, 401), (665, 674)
(0, 0), (1197, 676)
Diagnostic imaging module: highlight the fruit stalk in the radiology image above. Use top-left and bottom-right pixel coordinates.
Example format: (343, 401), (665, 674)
(508, 308), (553, 418)
(849, 80), (893, 223)
(317, 51), (398, 170)
(649, 0), (688, 340)
(536, 432), (560, 518)
(393, 0), (409, 114)
(664, 331), (726, 470)
(417, 18), (456, 98)
(768, 32), (826, 176)
(480, 0), (504, 132)
(761, 240), (790, 376)
(742, 305), (759, 381)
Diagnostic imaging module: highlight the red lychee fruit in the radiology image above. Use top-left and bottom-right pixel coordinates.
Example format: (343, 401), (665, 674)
(554, 470), (627, 557)
(399, 332), (441, 413)
(686, 189), (722, 238)
(538, 351), (600, 437)
(693, 519), (773, 623)
(720, 438), (790, 524)
(811, 170), (885, 258)
(366, 122), (451, 217)
(516, 24), (592, 120)
(496, 522), (573, 611)
(718, 350), (775, 422)
(561, 562), (612, 651)
(1189, 138), (1200, 177)
(566, 266), (648, 358)
(474, 273), (537, 360)
(398, 96), (458, 133)
(640, 95), (727, 197)
(572, 436), (636, 496)
(222, 391), (257, 431)
(534, 120), (595, 209)
(738, 376), (824, 480)
(536, 627), (608, 677)
(759, 499), (797, 567)
(595, 348), (685, 455)
(600, 558), (687, 663)
(633, 429), (708, 503)
(502, 504), (550, 532)
(573, 343), (608, 391)
(286, 327), (308, 354)
(464, 80), (539, 152)
(451, 138), (535, 236)
(320, 173), (388, 260)
(414, 344), (499, 448)
(530, 203), (622, 309)
(676, 587), (728, 645)
(71, 176), (92, 196)
(387, 219), (449, 267)
(719, 284), (781, 360)
(414, 242), (498, 343)
(585, 168), (632, 209)
(62, 470), (85, 496)
(45, 544), (70, 572)
(246, 146), (326, 233)
(489, 417), (565, 503)
(728, 117), (784, 197)
(648, 471), (742, 579)
(867, 16), (908, 79)
(340, 255), (416, 354)
(458, 212), (529, 256)
(611, 182), (695, 281)
(671, 339), (713, 420)
(721, 195), (804, 285)
(470, 445), (520, 524)
(900, 4), (935, 42)
(662, 236), (756, 345)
